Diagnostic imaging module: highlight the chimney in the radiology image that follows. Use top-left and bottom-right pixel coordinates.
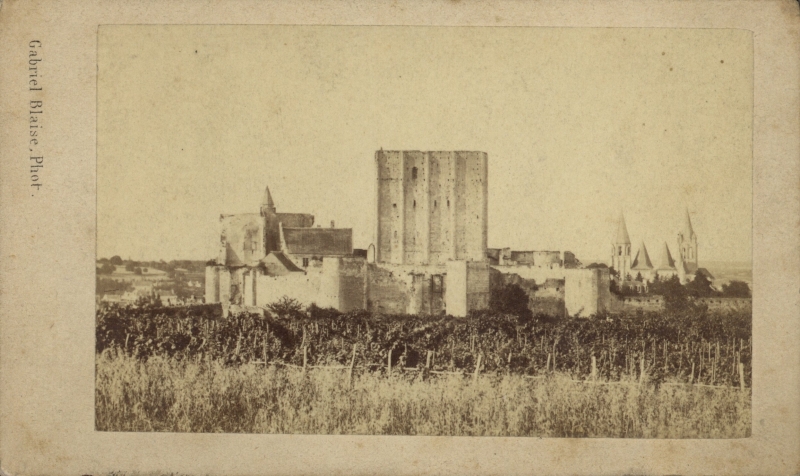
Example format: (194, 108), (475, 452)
(330, 220), (335, 228)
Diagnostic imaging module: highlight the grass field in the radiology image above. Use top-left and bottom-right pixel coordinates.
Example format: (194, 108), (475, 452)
(96, 351), (750, 437)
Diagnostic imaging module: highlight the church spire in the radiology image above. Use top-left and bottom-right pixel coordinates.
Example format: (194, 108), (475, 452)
(615, 212), (631, 244)
(682, 208), (694, 238)
(261, 186), (276, 215)
(611, 212), (632, 281)
(263, 186), (275, 209)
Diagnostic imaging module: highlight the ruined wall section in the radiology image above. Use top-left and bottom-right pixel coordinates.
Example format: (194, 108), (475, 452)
(218, 268), (231, 305)
(339, 258), (368, 312)
(205, 266), (221, 303)
(366, 264), (410, 314)
(219, 213), (263, 266)
(564, 268), (610, 317)
(490, 264), (567, 283)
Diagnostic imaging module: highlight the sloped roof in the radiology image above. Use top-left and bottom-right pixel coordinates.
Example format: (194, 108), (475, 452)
(631, 241), (654, 270)
(260, 251), (304, 276)
(682, 208), (695, 238)
(277, 213), (314, 228)
(614, 213), (631, 244)
(262, 186), (275, 209)
(654, 242), (676, 270)
(283, 227), (353, 255)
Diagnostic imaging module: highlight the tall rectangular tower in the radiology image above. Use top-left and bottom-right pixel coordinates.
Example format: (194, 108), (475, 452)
(375, 150), (488, 265)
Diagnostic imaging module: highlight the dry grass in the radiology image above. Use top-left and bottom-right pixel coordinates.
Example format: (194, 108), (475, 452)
(96, 351), (750, 437)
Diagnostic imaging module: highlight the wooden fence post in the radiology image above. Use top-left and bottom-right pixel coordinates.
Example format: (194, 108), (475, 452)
(690, 362), (695, 385)
(473, 354), (482, 383)
(546, 353), (551, 373)
(739, 362), (746, 391)
(591, 355), (597, 380)
(426, 350), (433, 369)
(302, 346), (308, 374)
(387, 348), (392, 376)
(639, 357), (645, 385)
(347, 344), (357, 386)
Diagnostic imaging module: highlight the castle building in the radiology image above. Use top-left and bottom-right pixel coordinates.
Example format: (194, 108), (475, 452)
(376, 150), (488, 265)
(206, 150), (609, 319)
(206, 187), (353, 306)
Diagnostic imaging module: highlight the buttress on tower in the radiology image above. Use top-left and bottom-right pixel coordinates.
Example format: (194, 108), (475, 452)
(375, 150), (488, 266)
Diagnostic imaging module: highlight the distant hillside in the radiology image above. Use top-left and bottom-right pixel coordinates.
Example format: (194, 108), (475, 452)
(703, 261), (752, 286)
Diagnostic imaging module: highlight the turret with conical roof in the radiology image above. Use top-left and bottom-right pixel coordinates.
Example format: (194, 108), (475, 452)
(610, 212), (632, 281)
(655, 242), (676, 270)
(631, 240), (654, 271)
(677, 208), (698, 274)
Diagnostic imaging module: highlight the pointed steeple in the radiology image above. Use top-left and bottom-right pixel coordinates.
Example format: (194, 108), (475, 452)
(263, 186), (275, 209)
(614, 212), (631, 244)
(682, 208), (694, 238)
(655, 242), (676, 270)
(631, 241), (654, 270)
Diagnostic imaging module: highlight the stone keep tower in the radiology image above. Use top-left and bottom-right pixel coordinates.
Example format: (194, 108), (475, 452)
(611, 213), (632, 280)
(375, 150), (488, 265)
(677, 208), (698, 274)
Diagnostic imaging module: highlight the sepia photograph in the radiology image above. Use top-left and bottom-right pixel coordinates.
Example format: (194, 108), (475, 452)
(95, 25), (753, 438)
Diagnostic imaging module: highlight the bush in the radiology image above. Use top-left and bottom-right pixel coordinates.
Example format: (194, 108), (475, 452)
(95, 300), (751, 386)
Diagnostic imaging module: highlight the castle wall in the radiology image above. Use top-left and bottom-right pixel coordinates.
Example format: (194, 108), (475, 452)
(218, 268), (231, 305)
(318, 257), (369, 312)
(318, 258), (340, 308)
(205, 266), (221, 303)
(339, 258), (368, 312)
(366, 264), (411, 314)
(564, 268), (610, 317)
(446, 261), (490, 317)
(490, 264), (568, 283)
(254, 271), (321, 308)
(610, 295), (751, 312)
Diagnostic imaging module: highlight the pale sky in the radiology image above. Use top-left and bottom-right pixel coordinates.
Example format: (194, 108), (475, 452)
(98, 26), (752, 263)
